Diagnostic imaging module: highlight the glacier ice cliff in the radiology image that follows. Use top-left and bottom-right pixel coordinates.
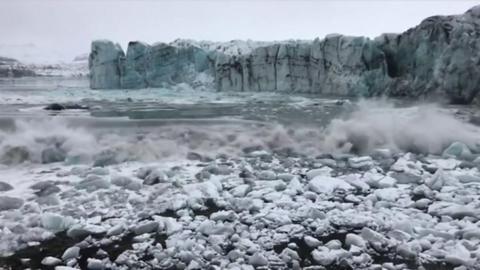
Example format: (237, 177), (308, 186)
(89, 5), (480, 104)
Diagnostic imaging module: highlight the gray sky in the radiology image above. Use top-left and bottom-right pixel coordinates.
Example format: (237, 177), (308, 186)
(0, 0), (478, 63)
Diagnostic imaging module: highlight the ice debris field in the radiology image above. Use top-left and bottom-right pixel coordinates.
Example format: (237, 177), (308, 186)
(1, 96), (480, 270)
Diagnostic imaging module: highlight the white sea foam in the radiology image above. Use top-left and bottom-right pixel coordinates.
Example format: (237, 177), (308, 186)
(321, 99), (480, 154)
(0, 100), (478, 166)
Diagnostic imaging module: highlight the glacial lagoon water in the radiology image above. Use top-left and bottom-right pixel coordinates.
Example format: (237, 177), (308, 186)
(1, 77), (480, 269)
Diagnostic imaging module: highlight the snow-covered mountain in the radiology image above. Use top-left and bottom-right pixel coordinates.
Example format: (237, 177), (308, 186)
(0, 56), (36, 77)
(0, 44), (88, 78)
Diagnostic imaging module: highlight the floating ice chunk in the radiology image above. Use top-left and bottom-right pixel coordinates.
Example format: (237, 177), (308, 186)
(425, 169), (458, 190)
(306, 167), (333, 180)
(374, 188), (401, 202)
(203, 164), (232, 175)
(462, 229), (480, 240)
(0, 196), (23, 211)
(258, 170), (276, 180)
(136, 167), (169, 185)
(144, 170), (168, 185)
(87, 258), (104, 270)
(41, 256), (62, 266)
(111, 176), (132, 186)
(457, 174), (480, 184)
(345, 233), (366, 248)
(429, 202), (478, 219)
(230, 184), (250, 197)
(442, 142), (472, 160)
(197, 220), (234, 236)
(325, 240), (342, 250)
(360, 228), (389, 250)
(67, 225), (91, 238)
(445, 243), (475, 266)
(41, 147), (66, 164)
(285, 177), (303, 195)
(111, 176), (142, 191)
(183, 181), (220, 200)
(389, 172), (422, 185)
(348, 156), (374, 169)
(211, 210), (237, 222)
(67, 224), (105, 238)
(317, 158), (337, 168)
(106, 222), (125, 235)
(248, 253), (268, 267)
(133, 221), (159, 235)
(396, 243), (418, 259)
(414, 198), (431, 209)
(377, 176), (397, 188)
(89, 167), (109, 175)
(304, 235), (321, 248)
(344, 194), (361, 203)
(160, 217), (182, 235)
(70, 166), (90, 177)
(311, 247), (348, 266)
(276, 224), (305, 238)
(41, 213), (74, 232)
(428, 158), (460, 170)
(0, 181), (13, 191)
(31, 181), (61, 197)
(390, 156), (422, 175)
(473, 156), (480, 165)
(277, 173), (295, 182)
(62, 246), (80, 261)
(308, 175), (353, 194)
(55, 267), (78, 270)
(342, 174), (370, 192)
(372, 148), (392, 159)
(75, 175), (110, 191)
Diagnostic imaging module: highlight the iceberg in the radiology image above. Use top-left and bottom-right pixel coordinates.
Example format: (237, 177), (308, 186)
(89, 5), (480, 104)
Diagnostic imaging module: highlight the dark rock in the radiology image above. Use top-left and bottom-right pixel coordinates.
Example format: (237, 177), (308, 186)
(44, 103), (89, 111)
(44, 103), (65, 111)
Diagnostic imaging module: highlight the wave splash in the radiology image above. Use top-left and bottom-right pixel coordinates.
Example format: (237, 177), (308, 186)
(0, 100), (478, 165)
(322, 100), (480, 155)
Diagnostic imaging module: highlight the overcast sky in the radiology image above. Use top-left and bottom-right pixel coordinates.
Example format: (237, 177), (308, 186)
(0, 0), (478, 63)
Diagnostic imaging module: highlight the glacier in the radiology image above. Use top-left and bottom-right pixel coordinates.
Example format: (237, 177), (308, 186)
(89, 5), (480, 104)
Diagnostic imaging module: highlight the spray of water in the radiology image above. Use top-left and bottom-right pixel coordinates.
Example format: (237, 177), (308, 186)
(321, 99), (480, 154)
(0, 99), (478, 165)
